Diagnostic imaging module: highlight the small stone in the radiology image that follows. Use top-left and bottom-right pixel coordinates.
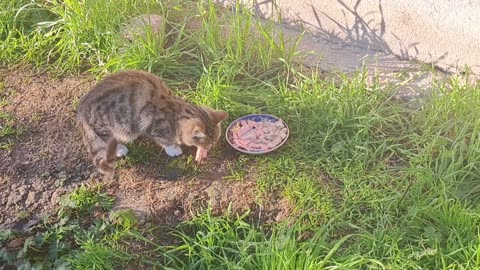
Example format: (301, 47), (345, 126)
(50, 190), (62, 205)
(122, 14), (167, 42)
(31, 181), (45, 191)
(7, 192), (22, 207)
(25, 192), (38, 206)
(9, 182), (19, 192)
(7, 238), (24, 249)
(205, 182), (223, 207)
(185, 192), (199, 203)
(17, 185), (29, 196)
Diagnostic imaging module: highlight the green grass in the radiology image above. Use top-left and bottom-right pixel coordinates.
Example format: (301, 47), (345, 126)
(0, 185), (144, 269)
(1, 0), (480, 269)
(0, 80), (18, 149)
(58, 185), (115, 218)
(0, 111), (21, 150)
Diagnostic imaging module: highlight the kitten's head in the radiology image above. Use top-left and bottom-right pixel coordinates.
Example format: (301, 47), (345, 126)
(179, 108), (228, 151)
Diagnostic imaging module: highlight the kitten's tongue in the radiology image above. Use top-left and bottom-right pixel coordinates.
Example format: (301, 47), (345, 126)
(195, 148), (208, 163)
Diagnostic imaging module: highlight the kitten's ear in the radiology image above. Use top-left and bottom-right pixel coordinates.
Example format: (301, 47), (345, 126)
(210, 110), (228, 124)
(192, 128), (206, 139)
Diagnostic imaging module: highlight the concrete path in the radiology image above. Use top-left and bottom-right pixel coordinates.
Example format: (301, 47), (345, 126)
(221, 0), (480, 76)
(214, 0), (478, 103)
(273, 22), (446, 103)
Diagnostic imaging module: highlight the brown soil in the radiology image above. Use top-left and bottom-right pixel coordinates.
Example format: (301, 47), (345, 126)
(0, 67), (292, 231)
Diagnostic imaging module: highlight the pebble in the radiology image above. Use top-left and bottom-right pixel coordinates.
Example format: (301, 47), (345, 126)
(25, 192), (38, 206)
(7, 191), (22, 207)
(122, 14), (167, 42)
(50, 190), (62, 205)
(32, 180), (46, 191)
(17, 185), (29, 196)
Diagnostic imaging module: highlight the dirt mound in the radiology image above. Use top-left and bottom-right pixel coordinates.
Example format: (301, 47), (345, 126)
(0, 68), (292, 230)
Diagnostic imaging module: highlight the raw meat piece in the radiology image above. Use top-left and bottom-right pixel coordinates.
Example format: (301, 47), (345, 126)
(262, 126), (274, 133)
(239, 139), (251, 149)
(195, 148), (208, 163)
(238, 124), (252, 137)
(265, 133), (277, 141)
(249, 142), (263, 148)
(266, 141), (277, 148)
(241, 129), (256, 140)
(230, 117), (287, 151)
(280, 127), (288, 139)
(271, 137), (283, 146)
(247, 120), (258, 128)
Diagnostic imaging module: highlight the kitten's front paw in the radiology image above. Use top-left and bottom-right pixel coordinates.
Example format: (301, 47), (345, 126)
(164, 144), (183, 157)
(116, 144), (129, 157)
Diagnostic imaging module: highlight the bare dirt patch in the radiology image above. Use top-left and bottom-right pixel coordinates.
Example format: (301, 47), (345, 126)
(0, 67), (292, 231)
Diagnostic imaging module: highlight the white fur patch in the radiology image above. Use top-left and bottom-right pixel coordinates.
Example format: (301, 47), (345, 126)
(164, 144), (182, 157)
(116, 144), (129, 157)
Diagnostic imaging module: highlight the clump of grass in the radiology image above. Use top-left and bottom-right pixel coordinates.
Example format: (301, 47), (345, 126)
(0, 0), (297, 79)
(58, 184), (115, 218)
(0, 111), (21, 150)
(408, 78), (480, 202)
(167, 207), (363, 269)
(0, 0), (163, 74)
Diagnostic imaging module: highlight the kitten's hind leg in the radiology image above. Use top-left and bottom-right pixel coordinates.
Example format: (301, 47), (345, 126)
(101, 138), (120, 171)
(79, 120), (119, 175)
(91, 138), (117, 175)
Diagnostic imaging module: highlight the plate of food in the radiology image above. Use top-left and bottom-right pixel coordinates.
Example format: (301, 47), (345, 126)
(226, 114), (289, 154)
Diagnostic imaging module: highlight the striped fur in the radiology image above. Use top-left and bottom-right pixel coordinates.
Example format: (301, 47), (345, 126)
(76, 70), (228, 175)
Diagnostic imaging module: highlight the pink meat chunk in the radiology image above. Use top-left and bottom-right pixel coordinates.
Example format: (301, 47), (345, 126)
(230, 118), (287, 151)
(238, 124), (252, 137)
(195, 148), (208, 163)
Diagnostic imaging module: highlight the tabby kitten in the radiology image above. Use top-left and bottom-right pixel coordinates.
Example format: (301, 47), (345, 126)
(76, 70), (228, 175)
